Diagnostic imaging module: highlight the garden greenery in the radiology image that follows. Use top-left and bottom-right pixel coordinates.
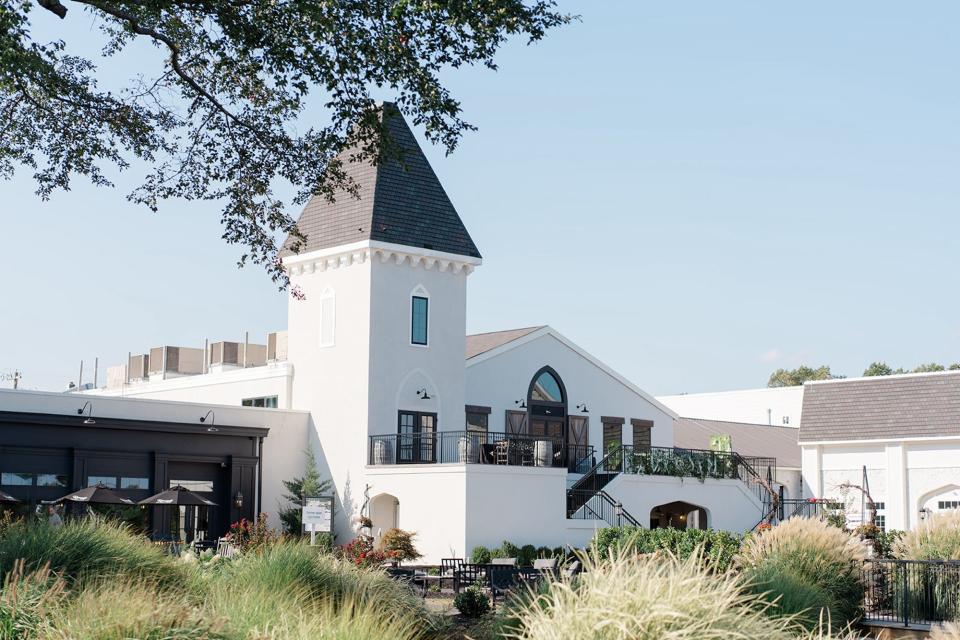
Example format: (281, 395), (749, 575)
(0, 519), (434, 640)
(895, 510), (960, 561)
(736, 517), (866, 632)
(591, 526), (742, 573)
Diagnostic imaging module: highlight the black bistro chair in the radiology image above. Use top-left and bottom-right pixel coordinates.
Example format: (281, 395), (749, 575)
(440, 558), (463, 591)
(453, 563), (485, 594)
(487, 565), (522, 605)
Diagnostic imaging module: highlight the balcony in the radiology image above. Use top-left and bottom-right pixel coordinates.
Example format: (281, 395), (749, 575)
(368, 431), (595, 472)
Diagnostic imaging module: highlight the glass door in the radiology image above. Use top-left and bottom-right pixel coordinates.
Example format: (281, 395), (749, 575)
(397, 411), (436, 463)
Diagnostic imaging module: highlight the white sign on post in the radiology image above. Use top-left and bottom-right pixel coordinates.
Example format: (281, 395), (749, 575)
(302, 496), (333, 545)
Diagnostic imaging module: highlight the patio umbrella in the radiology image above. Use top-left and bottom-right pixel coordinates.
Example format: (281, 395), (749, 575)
(138, 485), (217, 507)
(139, 485), (217, 544)
(54, 483), (135, 505)
(0, 490), (18, 504)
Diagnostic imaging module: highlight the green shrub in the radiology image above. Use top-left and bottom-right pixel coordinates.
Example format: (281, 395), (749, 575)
(0, 518), (197, 593)
(895, 511), (960, 560)
(591, 526), (741, 572)
(871, 529), (903, 558)
(737, 517), (865, 631)
(454, 583), (490, 618)
(471, 546), (491, 564)
(508, 546), (799, 640)
(518, 544), (537, 567)
(494, 540), (520, 560)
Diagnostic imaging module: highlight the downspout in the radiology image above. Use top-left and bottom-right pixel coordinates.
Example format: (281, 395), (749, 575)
(256, 436), (264, 517)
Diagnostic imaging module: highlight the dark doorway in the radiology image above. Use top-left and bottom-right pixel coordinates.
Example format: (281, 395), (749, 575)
(397, 411), (437, 463)
(650, 501), (708, 530)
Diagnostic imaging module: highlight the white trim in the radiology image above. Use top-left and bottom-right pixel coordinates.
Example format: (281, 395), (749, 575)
(82, 362), (297, 396)
(801, 435), (960, 446)
(282, 240), (482, 275)
(465, 326), (679, 419)
(804, 369), (960, 386)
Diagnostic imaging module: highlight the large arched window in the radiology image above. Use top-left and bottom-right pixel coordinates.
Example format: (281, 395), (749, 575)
(526, 366), (567, 440)
(530, 369), (564, 402)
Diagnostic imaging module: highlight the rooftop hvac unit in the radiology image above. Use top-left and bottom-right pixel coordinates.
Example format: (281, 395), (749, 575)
(148, 346), (204, 377)
(128, 354), (150, 380)
(268, 331), (288, 362)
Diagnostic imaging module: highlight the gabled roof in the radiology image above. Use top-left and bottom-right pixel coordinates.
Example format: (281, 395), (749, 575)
(799, 371), (960, 443)
(674, 417), (800, 468)
(283, 103), (481, 259)
(465, 325), (679, 419)
(466, 326), (544, 360)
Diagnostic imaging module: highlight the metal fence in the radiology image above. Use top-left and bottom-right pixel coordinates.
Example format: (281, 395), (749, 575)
(862, 558), (960, 628)
(368, 431), (593, 471)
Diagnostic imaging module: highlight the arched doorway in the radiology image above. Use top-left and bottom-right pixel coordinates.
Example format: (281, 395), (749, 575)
(650, 501), (708, 530)
(527, 366), (567, 441)
(918, 484), (960, 522)
(368, 493), (399, 543)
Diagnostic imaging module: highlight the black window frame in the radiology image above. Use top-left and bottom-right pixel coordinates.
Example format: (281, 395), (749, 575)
(397, 410), (437, 463)
(411, 296), (429, 346)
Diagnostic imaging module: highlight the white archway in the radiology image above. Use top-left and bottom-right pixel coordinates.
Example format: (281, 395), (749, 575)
(917, 484), (960, 520)
(369, 493), (399, 544)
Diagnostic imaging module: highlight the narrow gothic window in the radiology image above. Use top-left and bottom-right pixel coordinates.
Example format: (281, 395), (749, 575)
(411, 296), (428, 345)
(319, 289), (335, 347)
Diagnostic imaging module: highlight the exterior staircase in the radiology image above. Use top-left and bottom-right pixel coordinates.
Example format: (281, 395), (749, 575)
(567, 446), (780, 531)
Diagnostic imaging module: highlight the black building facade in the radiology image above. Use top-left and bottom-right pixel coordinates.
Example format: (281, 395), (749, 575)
(0, 411), (268, 539)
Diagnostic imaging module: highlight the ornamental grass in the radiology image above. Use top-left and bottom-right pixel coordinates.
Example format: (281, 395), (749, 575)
(0, 519), (434, 640)
(895, 510), (960, 560)
(736, 517), (866, 632)
(505, 546), (800, 640)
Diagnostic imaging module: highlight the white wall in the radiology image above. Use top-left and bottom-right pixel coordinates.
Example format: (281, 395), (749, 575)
(89, 364), (294, 409)
(605, 474), (765, 533)
(285, 243), (477, 545)
(365, 465), (468, 563)
(801, 438), (960, 531)
(658, 386), (804, 427)
(466, 332), (675, 452)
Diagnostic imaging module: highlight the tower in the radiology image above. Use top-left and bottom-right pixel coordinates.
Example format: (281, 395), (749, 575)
(281, 104), (481, 540)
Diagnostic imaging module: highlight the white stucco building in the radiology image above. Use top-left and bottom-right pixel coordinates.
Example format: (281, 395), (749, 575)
(658, 386), (804, 428)
(7, 105), (785, 561)
(799, 371), (960, 532)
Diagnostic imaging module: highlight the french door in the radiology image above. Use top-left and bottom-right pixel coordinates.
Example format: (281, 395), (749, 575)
(397, 411), (437, 463)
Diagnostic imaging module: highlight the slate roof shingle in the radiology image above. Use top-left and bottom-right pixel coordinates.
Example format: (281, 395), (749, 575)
(674, 417), (801, 468)
(799, 372), (960, 442)
(282, 103), (481, 259)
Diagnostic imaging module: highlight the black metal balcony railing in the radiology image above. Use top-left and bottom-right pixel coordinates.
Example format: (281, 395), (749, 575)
(368, 431), (594, 472)
(602, 445), (775, 483)
(862, 558), (960, 628)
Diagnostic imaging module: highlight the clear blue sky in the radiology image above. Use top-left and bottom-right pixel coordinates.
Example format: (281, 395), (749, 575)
(2, 2), (959, 395)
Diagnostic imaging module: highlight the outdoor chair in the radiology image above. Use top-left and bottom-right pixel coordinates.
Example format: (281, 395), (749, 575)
(487, 565), (521, 605)
(453, 563), (485, 594)
(562, 560), (582, 579)
(440, 558), (463, 591)
(491, 557), (517, 566)
(494, 440), (510, 465)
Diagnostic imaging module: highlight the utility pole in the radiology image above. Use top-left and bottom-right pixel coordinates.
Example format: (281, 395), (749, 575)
(1, 370), (22, 389)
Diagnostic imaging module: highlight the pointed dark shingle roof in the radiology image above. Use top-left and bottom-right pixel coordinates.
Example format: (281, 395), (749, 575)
(283, 104), (480, 259)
